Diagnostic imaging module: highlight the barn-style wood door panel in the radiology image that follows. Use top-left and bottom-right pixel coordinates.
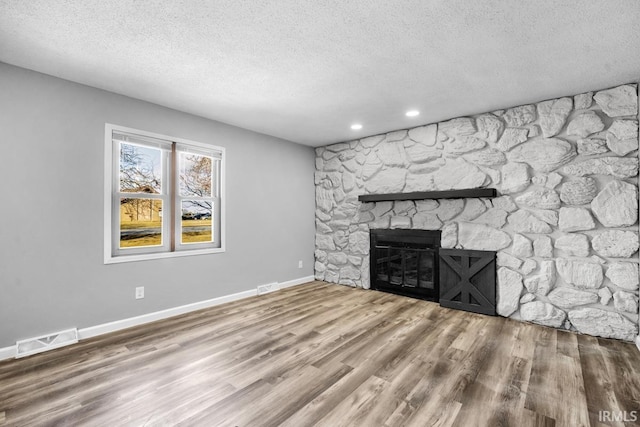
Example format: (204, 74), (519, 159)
(439, 248), (496, 316)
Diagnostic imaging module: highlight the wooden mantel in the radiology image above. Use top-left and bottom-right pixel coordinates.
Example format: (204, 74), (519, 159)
(357, 188), (497, 203)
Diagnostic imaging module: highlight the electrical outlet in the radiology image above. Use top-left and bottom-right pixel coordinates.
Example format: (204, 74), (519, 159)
(298, 260), (303, 268)
(135, 286), (144, 299)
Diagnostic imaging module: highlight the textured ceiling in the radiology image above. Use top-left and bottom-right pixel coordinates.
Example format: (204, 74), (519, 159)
(1, 1), (639, 146)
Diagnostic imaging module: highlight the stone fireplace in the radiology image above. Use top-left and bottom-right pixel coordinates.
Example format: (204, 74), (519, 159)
(314, 83), (640, 342)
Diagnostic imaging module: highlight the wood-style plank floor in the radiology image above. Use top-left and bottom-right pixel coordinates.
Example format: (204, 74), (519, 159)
(1, 281), (639, 426)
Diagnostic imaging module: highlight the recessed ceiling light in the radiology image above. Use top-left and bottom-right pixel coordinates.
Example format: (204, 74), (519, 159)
(351, 123), (362, 130)
(406, 110), (420, 117)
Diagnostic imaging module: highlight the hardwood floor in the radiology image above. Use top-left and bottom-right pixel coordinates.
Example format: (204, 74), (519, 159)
(1, 281), (639, 426)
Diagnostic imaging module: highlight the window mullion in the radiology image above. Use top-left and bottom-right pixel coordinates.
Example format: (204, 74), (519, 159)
(159, 147), (171, 252)
(170, 143), (177, 252)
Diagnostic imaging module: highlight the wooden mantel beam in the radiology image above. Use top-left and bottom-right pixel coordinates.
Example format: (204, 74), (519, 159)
(358, 188), (498, 203)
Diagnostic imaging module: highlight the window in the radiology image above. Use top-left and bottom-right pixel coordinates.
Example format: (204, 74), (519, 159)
(104, 124), (225, 263)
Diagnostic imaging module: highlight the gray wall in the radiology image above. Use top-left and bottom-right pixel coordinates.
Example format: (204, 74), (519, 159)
(0, 63), (316, 348)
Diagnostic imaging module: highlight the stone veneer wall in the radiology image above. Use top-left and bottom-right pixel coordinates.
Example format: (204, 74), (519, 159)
(314, 83), (640, 342)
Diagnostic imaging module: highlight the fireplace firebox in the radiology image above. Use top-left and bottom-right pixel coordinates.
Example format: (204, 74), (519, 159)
(369, 229), (441, 302)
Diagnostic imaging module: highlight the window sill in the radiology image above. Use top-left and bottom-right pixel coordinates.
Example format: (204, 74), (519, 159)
(104, 247), (225, 264)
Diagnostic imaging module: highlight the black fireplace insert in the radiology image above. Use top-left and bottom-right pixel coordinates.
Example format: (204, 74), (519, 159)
(369, 229), (441, 302)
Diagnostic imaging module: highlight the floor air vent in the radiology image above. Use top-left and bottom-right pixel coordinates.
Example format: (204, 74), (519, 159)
(16, 328), (78, 358)
(257, 282), (280, 295)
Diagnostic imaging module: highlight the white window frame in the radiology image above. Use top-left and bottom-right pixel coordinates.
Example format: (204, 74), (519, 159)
(104, 123), (226, 264)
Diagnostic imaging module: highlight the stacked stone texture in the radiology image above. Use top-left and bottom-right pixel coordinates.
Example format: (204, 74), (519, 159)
(314, 84), (640, 341)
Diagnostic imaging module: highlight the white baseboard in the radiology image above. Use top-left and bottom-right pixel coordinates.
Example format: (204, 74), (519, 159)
(0, 345), (15, 361)
(0, 276), (314, 361)
(281, 275), (314, 289)
(636, 335), (640, 352)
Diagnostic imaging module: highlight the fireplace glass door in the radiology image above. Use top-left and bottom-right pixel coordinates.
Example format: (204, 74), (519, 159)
(370, 229), (440, 301)
(375, 246), (436, 290)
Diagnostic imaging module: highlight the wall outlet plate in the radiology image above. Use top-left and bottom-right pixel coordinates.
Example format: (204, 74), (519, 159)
(298, 260), (303, 268)
(135, 286), (144, 299)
